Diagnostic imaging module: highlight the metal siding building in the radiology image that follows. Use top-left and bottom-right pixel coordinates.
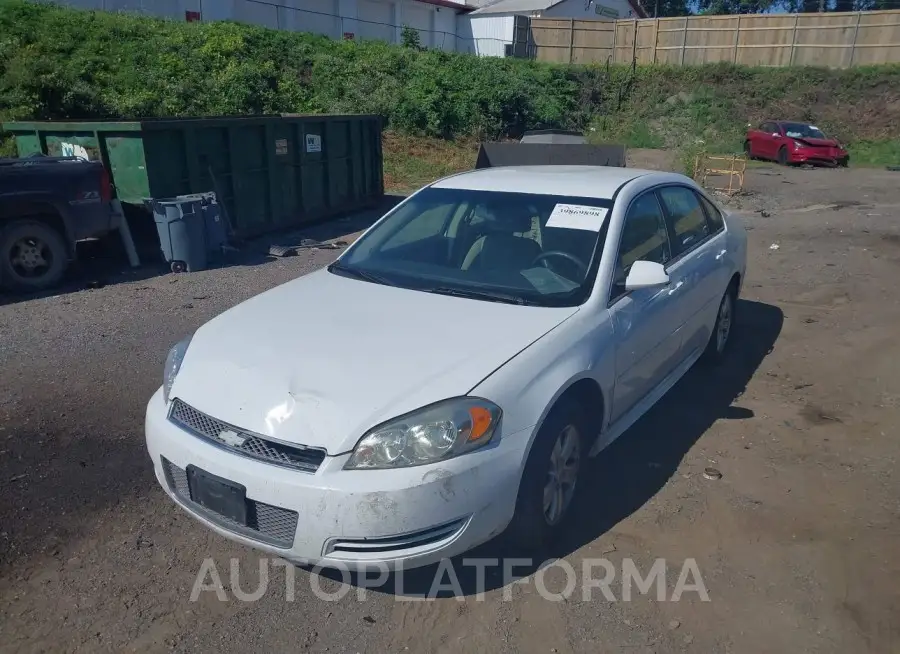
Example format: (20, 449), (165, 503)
(456, 13), (514, 56)
(45, 0), (467, 50)
(463, 0), (646, 56)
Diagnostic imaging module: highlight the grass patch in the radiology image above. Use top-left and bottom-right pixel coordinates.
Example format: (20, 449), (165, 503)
(382, 133), (476, 193)
(848, 140), (900, 167)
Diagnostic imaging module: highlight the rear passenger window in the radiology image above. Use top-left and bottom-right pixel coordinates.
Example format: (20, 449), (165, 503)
(698, 194), (724, 232)
(658, 187), (709, 253)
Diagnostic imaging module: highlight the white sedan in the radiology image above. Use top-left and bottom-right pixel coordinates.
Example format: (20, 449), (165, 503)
(145, 165), (747, 571)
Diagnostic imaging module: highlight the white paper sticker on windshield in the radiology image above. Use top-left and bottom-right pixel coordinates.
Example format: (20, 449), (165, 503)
(809, 125), (819, 131)
(546, 204), (608, 231)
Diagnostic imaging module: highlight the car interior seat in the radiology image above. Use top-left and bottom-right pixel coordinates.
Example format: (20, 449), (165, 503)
(460, 207), (542, 273)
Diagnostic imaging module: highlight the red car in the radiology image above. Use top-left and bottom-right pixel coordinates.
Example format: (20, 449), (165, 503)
(745, 121), (849, 167)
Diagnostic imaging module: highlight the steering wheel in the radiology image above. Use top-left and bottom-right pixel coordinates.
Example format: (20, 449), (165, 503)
(532, 250), (588, 279)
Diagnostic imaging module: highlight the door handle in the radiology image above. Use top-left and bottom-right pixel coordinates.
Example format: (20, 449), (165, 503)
(667, 280), (684, 296)
(715, 248), (727, 260)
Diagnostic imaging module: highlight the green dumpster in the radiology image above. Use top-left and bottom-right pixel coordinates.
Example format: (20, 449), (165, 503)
(1, 114), (384, 238)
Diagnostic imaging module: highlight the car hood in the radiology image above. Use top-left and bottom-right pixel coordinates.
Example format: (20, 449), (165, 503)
(795, 137), (841, 148)
(170, 269), (578, 454)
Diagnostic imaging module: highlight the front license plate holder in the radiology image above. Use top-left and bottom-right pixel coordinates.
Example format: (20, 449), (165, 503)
(186, 465), (248, 526)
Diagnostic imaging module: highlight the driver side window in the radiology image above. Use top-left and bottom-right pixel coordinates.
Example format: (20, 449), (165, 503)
(611, 192), (672, 301)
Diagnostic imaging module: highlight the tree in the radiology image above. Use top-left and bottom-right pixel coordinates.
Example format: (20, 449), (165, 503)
(645, 0), (691, 17)
(400, 26), (423, 50)
(695, 0), (776, 14)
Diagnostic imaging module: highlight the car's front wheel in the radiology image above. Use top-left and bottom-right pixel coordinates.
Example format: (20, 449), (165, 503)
(507, 398), (588, 552)
(777, 146), (789, 166)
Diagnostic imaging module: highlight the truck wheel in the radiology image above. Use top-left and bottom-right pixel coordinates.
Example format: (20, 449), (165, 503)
(0, 220), (68, 292)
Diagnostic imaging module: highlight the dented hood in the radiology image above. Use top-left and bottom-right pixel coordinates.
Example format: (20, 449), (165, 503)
(169, 269), (577, 454)
(793, 136), (841, 148)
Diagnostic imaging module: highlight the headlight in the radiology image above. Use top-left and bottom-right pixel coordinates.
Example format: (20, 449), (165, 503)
(162, 335), (193, 403)
(344, 398), (501, 470)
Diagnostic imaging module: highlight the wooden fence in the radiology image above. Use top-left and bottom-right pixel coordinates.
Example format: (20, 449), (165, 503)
(529, 9), (900, 67)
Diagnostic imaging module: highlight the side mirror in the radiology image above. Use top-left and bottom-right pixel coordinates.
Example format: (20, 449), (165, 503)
(625, 260), (669, 291)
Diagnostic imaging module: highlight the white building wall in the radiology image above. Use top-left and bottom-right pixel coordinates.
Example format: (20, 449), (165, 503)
(47, 0), (460, 49)
(356, 0), (396, 41)
(401, 1), (433, 46)
(273, 0), (342, 37)
(433, 5), (456, 50)
(542, 0), (638, 20)
(201, 0), (235, 21)
(456, 14), (514, 57)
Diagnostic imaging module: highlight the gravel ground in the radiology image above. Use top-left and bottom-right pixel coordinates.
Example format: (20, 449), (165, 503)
(1, 161), (899, 653)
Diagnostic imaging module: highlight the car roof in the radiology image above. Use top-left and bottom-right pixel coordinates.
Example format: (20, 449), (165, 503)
(430, 165), (664, 199)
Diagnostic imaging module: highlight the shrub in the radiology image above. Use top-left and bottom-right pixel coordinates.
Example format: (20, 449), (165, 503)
(0, 0), (898, 149)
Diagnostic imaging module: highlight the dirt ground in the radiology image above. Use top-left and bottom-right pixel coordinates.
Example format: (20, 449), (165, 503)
(1, 157), (899, 654)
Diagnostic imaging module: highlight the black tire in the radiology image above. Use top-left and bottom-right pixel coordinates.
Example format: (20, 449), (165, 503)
(701, 281), (738, 365)
(506, 397), (589, 554)
(743, 140), (753, 160)
(839, 156), (849, 168)
(170, 260), (187, 273)
(0, 220), (68, 292)
(777, 146), (789, 166)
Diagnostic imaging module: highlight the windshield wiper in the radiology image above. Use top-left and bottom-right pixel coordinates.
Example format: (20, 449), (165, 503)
(328, 262), (395, 286)
(426, 286), (532, 305)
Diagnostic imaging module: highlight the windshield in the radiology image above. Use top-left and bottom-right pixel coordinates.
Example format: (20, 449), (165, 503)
(783, 123), (827, 139)
(332, 187), (614, 307)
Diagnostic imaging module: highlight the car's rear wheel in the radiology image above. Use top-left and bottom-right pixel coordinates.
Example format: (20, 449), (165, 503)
(507, 397), (588, 553)
(743, 140), (753, 159)
(0, 220), (68, 292)
(777, 146), (789, 166)
(701, 282), (738, 365)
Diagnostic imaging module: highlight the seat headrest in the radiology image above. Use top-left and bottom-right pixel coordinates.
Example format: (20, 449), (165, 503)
(475, 204), (534, 234)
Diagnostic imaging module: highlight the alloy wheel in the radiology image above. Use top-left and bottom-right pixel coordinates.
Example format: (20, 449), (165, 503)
(716, 293), (733, 354)
(543, 425), (581, 526)
(9, 236), (52, 278)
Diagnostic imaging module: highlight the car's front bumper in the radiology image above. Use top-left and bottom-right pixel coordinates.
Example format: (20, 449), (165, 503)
(145, 387), (531, 571)
(789, 149), (849, 166)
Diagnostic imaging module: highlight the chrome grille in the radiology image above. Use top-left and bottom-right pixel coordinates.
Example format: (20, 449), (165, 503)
(325, 518), (467, 556)
(161, 458), (298, 548)
(168, 398), (326, 472)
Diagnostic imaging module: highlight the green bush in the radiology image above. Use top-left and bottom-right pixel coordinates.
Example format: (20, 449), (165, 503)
(0, 0), (589, 138)
(0, 0), (898, 150)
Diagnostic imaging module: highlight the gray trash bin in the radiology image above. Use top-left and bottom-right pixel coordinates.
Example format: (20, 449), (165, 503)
(147, 196), (210, 273)
(145, 193), (228, 273)
(176, 192), (228, 255)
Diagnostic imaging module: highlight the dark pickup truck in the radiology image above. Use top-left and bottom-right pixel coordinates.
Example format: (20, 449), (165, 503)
(0, 154), (115, 292)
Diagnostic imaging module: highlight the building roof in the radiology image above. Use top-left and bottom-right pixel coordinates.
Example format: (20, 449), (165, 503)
(418, 0), (476, 11)
(431, 165), (656, 199)
(470, 0), (646, 17)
